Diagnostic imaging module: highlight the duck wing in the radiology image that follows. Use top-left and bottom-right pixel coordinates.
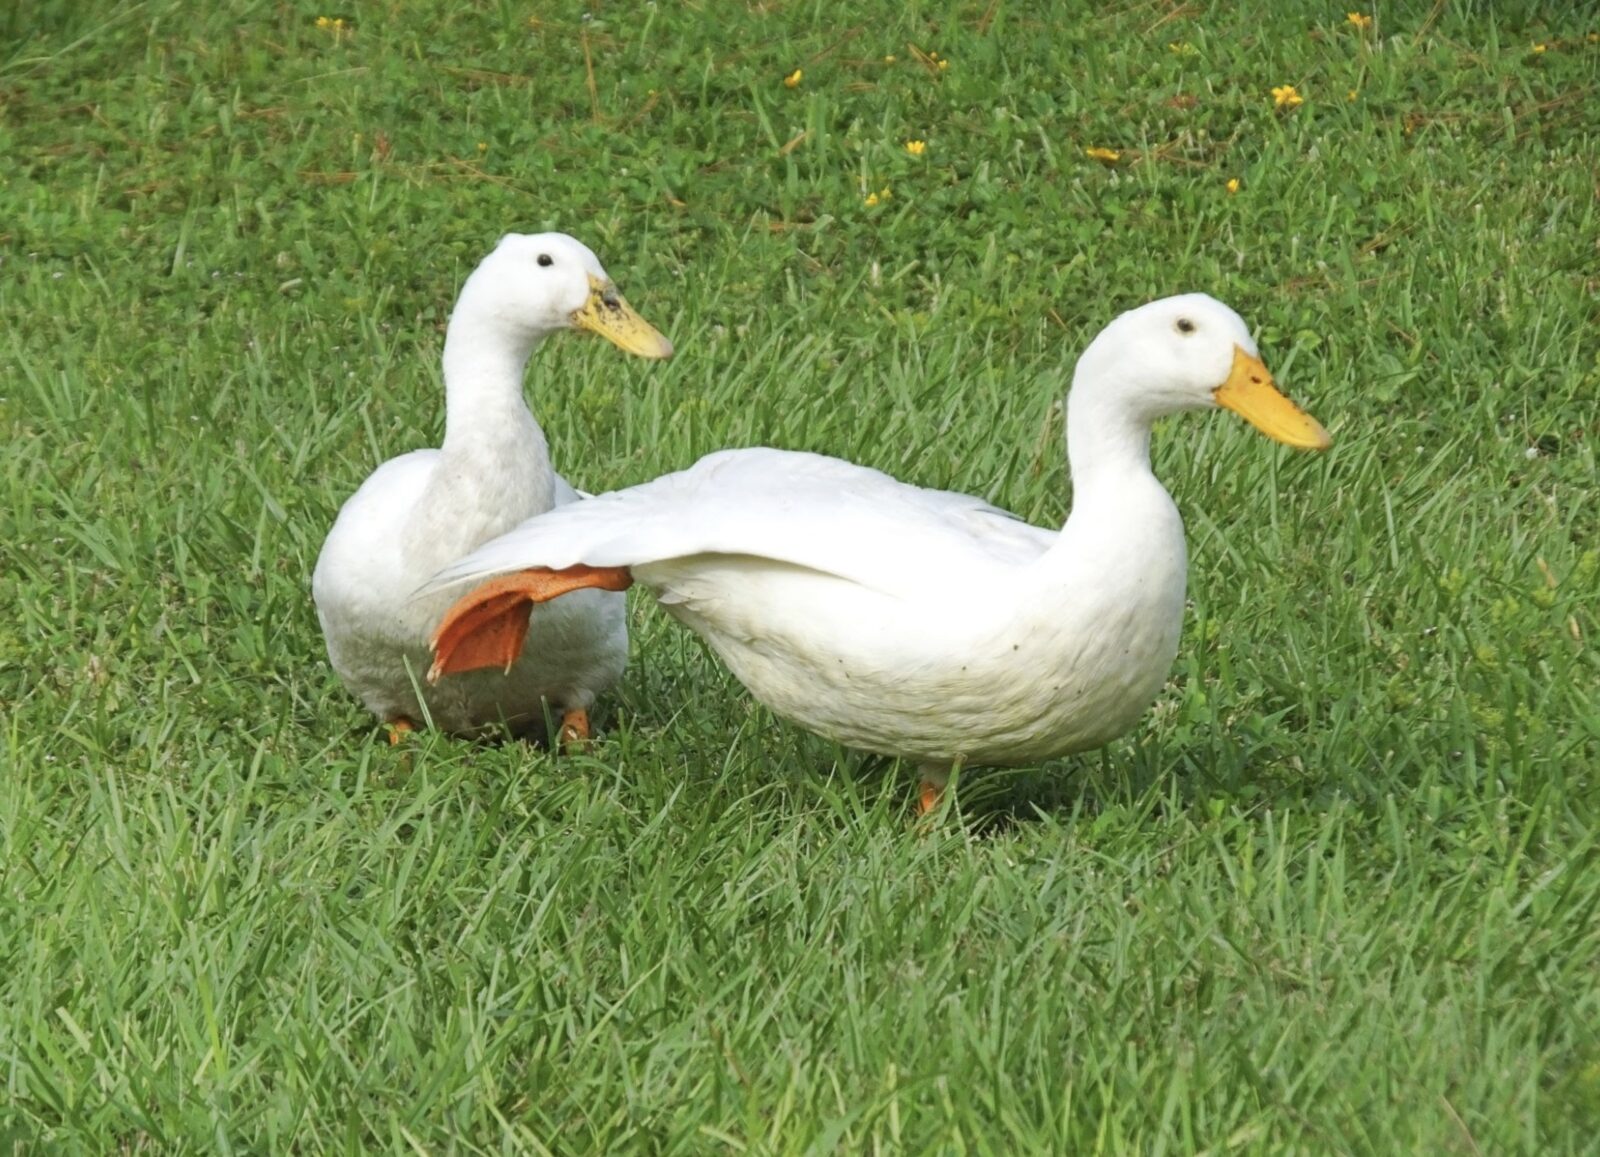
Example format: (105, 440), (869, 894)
(422, 448), (1054, 600)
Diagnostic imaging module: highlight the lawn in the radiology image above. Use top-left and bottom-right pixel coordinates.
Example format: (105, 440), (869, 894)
(3, 0), (1599, 1151)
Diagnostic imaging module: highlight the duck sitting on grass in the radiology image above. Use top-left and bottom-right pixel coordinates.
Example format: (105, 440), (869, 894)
(420, 294), (1327, 806)
(313, 233), (672, 744)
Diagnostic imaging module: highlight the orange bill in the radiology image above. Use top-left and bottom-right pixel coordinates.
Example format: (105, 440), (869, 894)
(1214, 346), (1332, 450)
(573, 276), (674, 358)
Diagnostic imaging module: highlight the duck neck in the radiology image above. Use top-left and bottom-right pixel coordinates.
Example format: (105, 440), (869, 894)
(439, 309), (547, 460)
(1036, 371), (1185, 600)
(402, 303), (556, 569)
(1062, 384), (1157, 516)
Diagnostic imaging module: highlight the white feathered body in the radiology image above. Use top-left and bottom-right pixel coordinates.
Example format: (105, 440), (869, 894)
(427, 448), (1187, 765)
(311, 232), (650, 736)
(417, 294), (1315, 772)
(313, 437), (625, 735)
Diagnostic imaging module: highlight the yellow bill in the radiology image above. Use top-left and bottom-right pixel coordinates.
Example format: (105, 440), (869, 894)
(572, 274), (674, 358)
(1214, 346), (1331, 450)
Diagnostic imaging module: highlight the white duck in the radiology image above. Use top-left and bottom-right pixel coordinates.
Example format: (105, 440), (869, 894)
(420, 294), (1328, 806)
(312, 232), (672, 742)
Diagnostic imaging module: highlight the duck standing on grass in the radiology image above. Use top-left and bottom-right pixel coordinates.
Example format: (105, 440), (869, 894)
(313, 233), (672, 744)
(420, 295), (1327, 808)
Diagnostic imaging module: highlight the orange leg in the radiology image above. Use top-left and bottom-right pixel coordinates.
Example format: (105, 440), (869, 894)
(916, 762), (954, 818)
(386, 716), (415, 745)
(428, 566), (634, 683)
(558, 708), (591, 750)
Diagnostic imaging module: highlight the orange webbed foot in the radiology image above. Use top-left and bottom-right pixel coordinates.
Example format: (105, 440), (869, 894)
(558, 707), (591, 751)
(428, 566), (633, 683)
(386, 716), (415, 745)
(914, 763), (955, 823)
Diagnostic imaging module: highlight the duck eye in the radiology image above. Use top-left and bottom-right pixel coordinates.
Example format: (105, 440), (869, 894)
(1175, 318), (1196, 334)
(537, 254), (553, 267)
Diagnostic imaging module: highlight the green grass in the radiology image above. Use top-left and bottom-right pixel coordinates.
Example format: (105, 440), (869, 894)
(4, 0), (1599, 1150)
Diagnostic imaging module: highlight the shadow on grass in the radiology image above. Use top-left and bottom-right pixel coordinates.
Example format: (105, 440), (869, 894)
(338, 696), (630, 752)
(936, 728), (1355, 837)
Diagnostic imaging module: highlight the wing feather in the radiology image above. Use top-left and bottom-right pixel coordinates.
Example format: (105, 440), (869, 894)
(421, 448), (1055, 598)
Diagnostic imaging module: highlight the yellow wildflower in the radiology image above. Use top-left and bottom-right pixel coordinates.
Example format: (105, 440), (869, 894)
(884, 54), (896, 63)
(938, 58), (949, 70)
(1168, 41), (1196, 55)
(904, 139), (927, 156)
(1226, 177), (1240, 194)
(315, 15), (348, 31)
(1271, 84), (1303, 109)
(1346, 12), (1372, 30)
(1347, 89), (1358, 101)
(1531, 43), (1547, 54)
(784, 69), (803, 88)
(477, 142), (488, 153)
(1084, 146), (1121, 163)
(865, 186), (891, 206)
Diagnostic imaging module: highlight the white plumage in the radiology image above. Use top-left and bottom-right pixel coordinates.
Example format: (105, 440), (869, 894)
(313, 232), (670, 737)
(424, 294), (1329, 798)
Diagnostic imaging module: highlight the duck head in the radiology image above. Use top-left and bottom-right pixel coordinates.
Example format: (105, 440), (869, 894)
(1075, 293), (1330, 449)
(458, 232), (674, 358)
